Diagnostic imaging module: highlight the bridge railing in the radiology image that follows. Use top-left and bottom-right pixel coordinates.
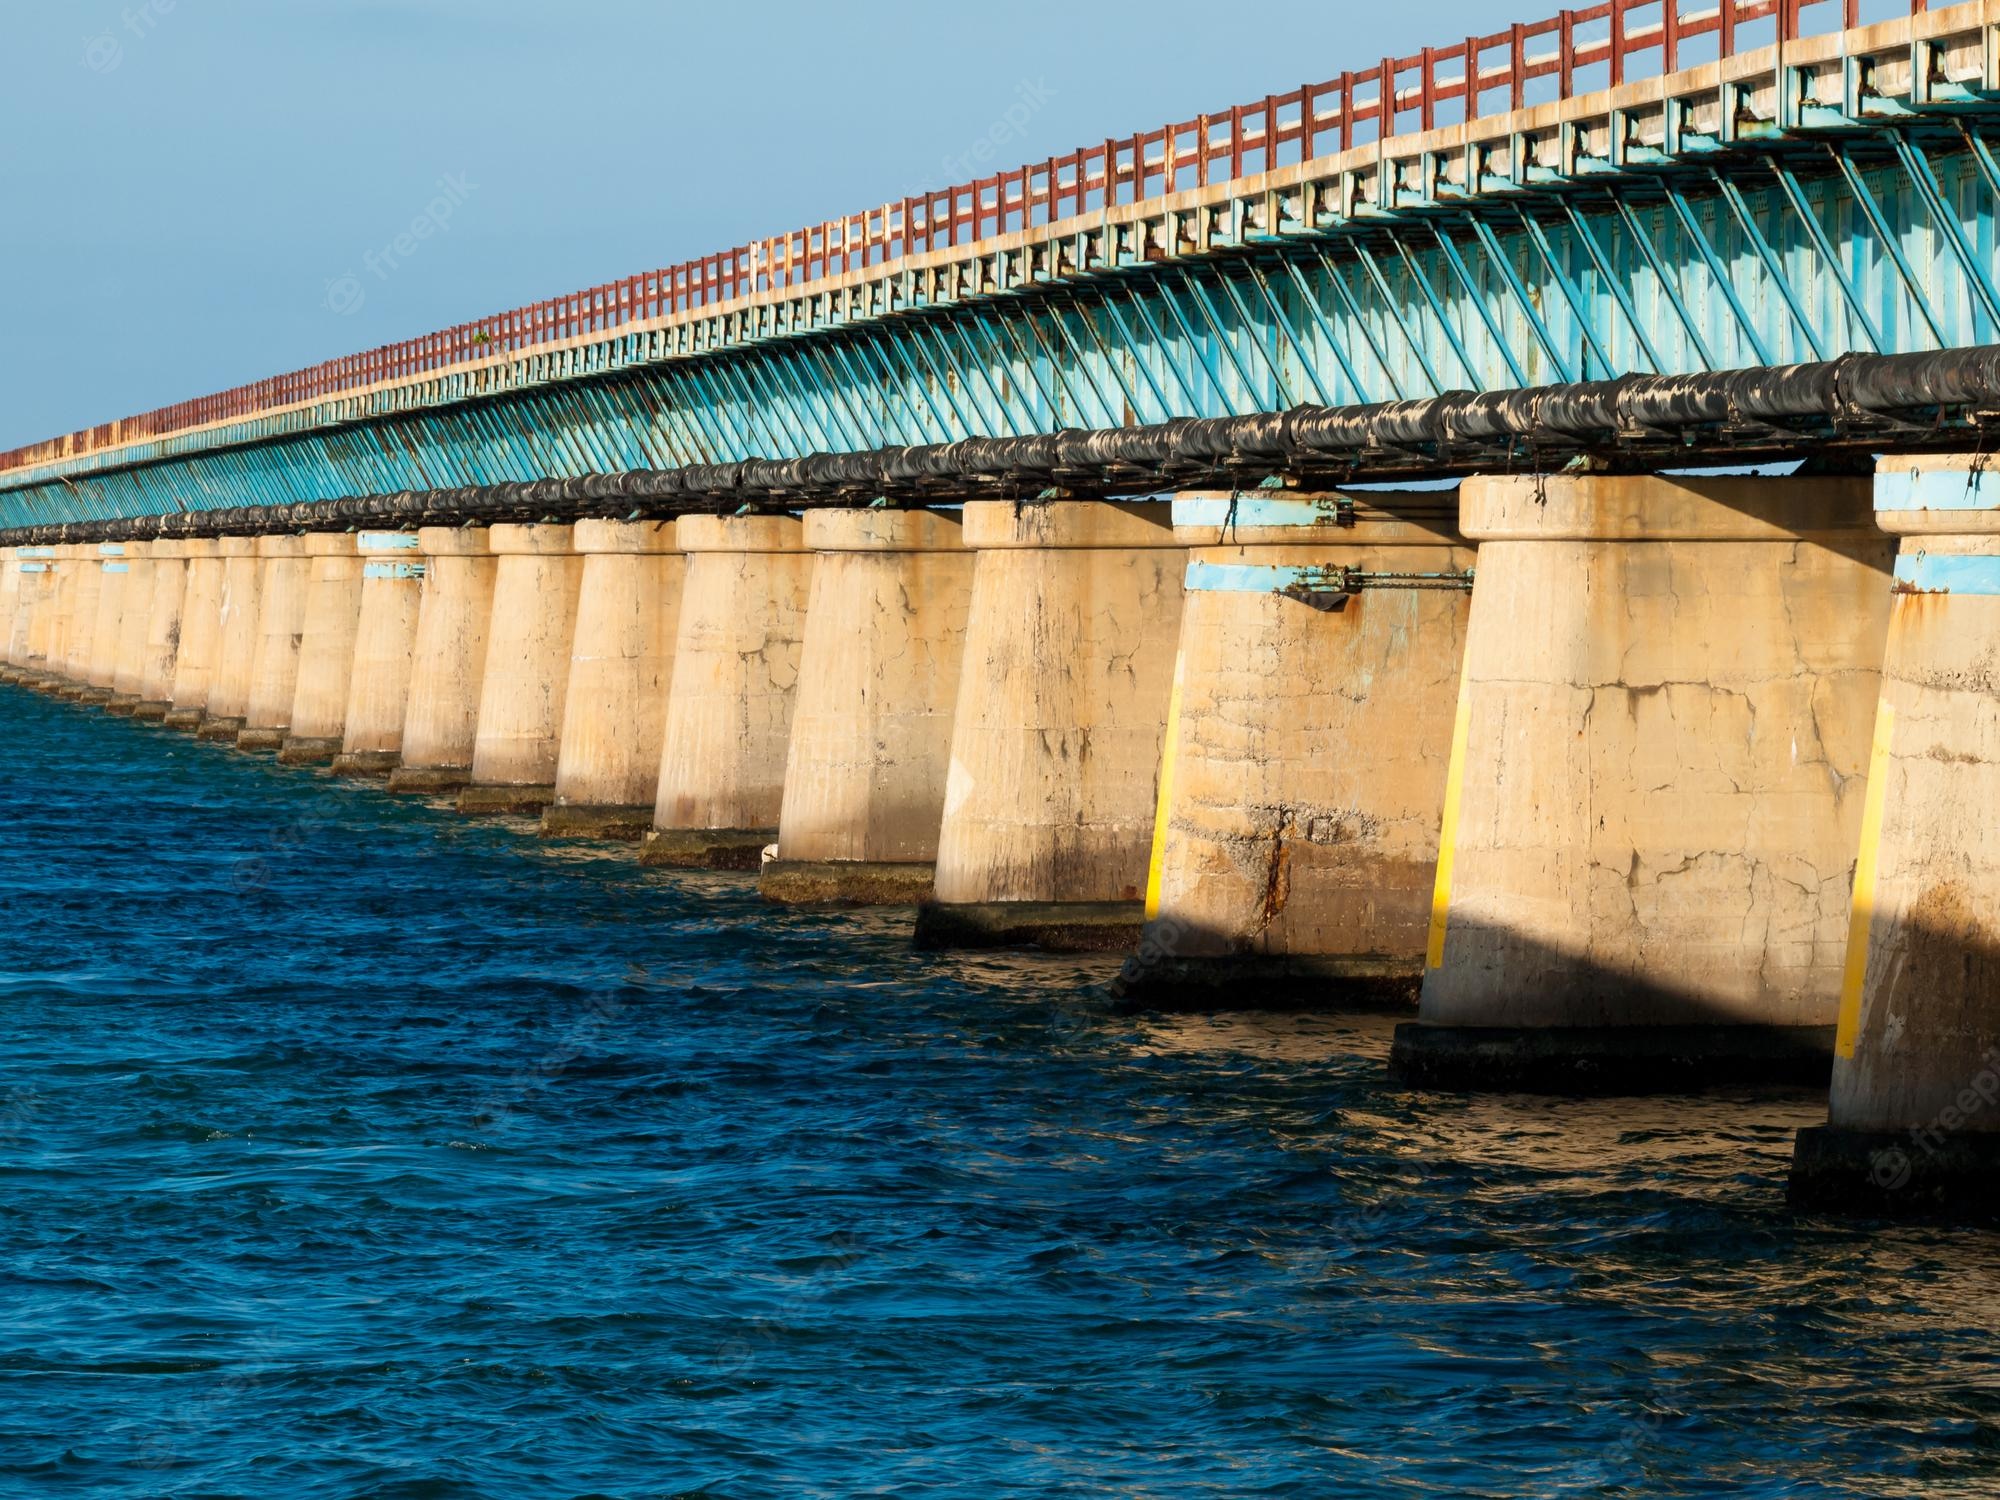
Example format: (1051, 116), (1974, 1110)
(0, 0), (1924, 479)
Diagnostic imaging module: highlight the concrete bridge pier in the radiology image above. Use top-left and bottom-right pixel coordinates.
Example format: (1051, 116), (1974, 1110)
(330, 532), (424, 778)
(197, 537), (264, 742)
(54, 544), (105, 699)
(236, 534), (311, 752)
(916, 500), (1185, 951)
(459, 523), (581, 816)
(388, 526), (495, 795)
(760, 507), (972, 906)
(77, 544), (130, 704)
(278, 533), (365, 765)
(1791, 457), (2000, 1216)
(11, 548), (56, 682)
(1117, 492), (1473, 1008)
(642, 514), (811, 869)
(1392, 473), (1893, 1093)
(0, 549), (17, 677)
(106, 542), (158, 714)
(162, 540), (223, 730)
(541, 519), (683, 840)
(32, 545), (82, 694)
(132, 540), (189, 720)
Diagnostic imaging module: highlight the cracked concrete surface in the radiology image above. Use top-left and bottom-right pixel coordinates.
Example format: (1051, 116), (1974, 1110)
(1423, 473), (1893, 1029)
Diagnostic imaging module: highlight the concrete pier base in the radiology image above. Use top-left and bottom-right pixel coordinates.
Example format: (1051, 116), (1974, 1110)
(388, 527), (494, 796)
(923, 501), (1185, 951)
(330, 749), (401, 779)
(459, 783), (558, 817)
(761, 508), (971, 907)
(203, 538), (263, 740)
(637, 827), (775, 871)
(6, 548), (54, 676)
(459, 524), (580, 816)
(912, 899), (1143, 952)
(646, 515), (811, 869)
(237, 534), (310, 752)
(1398, 473), (1893, 1093)
(333, 532), (424, 779)
(542, 520), (682, 840)
(1392, 1023), (1837, 1094)
(164, 540), (223, 731)
(541, 804), (656, 841)
(760, 858), (936, 907)
(1788, 456), (2000, 1216)
(1118, 492), (1473, 1009)
(196, 717), (246, 743)
(281, 533), (365, 765)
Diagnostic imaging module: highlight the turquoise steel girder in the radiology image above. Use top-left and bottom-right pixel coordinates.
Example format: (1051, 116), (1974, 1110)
(10, 116), (2000, 527)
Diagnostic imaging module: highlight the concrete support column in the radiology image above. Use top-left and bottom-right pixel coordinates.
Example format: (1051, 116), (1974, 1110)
(459, 524), (581, 815)
(237, 534), (310, 752)
(163, 540), (223, 730)
(1117, 493), (1475, 1008)
(57, 545), (106, 695)
(332, 531), (425, 778)
(1791, 457), (2000, 1215)
(13, 548), (57, 678)
(279, 533), (365, 765)
(198, 538), (263, 742)
(916, 500), (1185, 950)
(761, 507), (972, 905)
(1393, 473), (1893, 1092)
(39, 546), (85, 691)
(107, 542), (157, 713)
(0, 549), (17, 678)
(541, 519), (684, 840)
(132, 540), (189, 720)
(388, 526), (495, 795)
(83, 544), (133, 700)
(642, 514), (812, 868)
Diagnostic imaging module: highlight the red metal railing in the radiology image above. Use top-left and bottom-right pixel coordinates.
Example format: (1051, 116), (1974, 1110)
(0, 0), (1925, 477)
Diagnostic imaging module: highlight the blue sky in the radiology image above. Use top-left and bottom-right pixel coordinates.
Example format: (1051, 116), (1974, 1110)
(1, 0), (1496, 450)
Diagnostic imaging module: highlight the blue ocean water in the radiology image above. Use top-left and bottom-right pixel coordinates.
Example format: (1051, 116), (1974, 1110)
(2, 685), (1998, 1499)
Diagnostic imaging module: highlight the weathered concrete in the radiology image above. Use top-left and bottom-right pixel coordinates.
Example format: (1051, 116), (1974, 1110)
(163, 540), (223, 729)
(107, 542), (158, 713)
(1115, 492), (1474, 1009)
(642, 515), (811, 868)
(132, 540), (189, 720)
(388, 527), (495, 795)
(61, 545), (105, 691)
(11, 548), (58, 679)
(459, 524), (581, 816)
(198, 537), (263, 742)
(916, 500), (1184, 951)
(1394, 473), (1894, 1093)
(0, 550), (17, 673)
(80, 544), (131, 701)
(278, 533), (365, 766)
(237, 534), (310, 752)
(1791, 456), (2000, 1216)
(541, 520), (683, 840)
(40, 546), (87, 692)
(759, 508), (972, 906)
(330, 532), (425, 777)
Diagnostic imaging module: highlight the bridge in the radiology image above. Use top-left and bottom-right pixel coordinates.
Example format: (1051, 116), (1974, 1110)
(5, 0), (2000, 1219)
